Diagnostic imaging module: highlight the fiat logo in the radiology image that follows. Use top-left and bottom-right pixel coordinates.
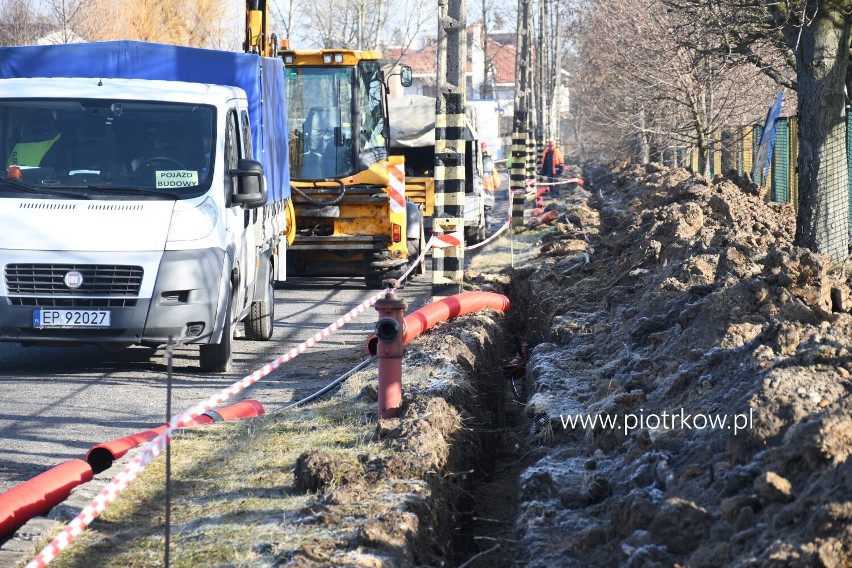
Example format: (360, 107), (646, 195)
(64, 270), (84, 289)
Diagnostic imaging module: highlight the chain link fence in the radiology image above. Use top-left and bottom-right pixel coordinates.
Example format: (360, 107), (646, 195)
(676, 114), (852, 226)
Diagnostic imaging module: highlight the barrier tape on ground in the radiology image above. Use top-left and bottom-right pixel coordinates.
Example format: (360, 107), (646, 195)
(26, 288), (389, 568)
(532, 177), (584, 187)
(467, 221), (509, 250)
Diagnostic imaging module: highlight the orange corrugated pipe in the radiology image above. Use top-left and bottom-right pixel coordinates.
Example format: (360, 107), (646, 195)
(0, 400), (266, 539)
(0, 459), (93, 538)
(367, 291), (510, 355)
(86, 400), (266, 473)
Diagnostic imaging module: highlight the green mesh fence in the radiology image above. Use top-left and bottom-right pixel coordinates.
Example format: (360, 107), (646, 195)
(847, 110), (852, 231)
(721, 129), (735, 174)
(771, 118), (790, 203)
(752, 125), (764, 184)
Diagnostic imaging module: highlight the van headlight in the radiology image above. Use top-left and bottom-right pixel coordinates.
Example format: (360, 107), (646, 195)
(167, 197), (218, 242)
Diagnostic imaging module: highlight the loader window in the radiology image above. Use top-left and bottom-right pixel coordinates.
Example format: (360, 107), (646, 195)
(358, 61), (386, 157)
(284, 66), (355, 180)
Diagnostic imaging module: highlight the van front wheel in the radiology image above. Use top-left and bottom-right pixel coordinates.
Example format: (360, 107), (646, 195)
(200, 287), (233, 373)
(245, 261), (274, 341)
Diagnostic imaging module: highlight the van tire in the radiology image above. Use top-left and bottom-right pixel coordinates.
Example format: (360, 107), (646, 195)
(200, 286), (233, 373)
(245, 262), (274, 341)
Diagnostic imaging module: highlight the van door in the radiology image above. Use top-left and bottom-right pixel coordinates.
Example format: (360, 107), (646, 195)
(237, 105), (257, 314)
(224, 107), (253, 320)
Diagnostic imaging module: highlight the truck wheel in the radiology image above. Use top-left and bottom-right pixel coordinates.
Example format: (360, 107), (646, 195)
(364, 267), (393, 289)
(245, 262), (274, 341)
(200, 287), (233, 373)
(364, 252), (396, 289)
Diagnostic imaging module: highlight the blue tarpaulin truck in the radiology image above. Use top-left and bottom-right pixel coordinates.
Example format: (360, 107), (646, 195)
(0, 40), (292, 372)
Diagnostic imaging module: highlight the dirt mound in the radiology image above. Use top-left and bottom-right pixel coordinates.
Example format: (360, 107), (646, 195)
(513, 162), (852, 566)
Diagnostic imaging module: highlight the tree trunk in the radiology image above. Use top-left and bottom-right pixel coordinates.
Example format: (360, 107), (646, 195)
(793, 6), (850, 262)
(637, 108), (650, 164)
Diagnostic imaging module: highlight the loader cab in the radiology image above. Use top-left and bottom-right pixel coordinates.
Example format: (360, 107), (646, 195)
(281, 50), (390, 181)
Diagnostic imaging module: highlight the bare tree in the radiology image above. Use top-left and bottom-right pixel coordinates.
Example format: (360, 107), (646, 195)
(300, 0), (388, 48)
(42, 0), (96, 43)
(663, 0), (851, 262)
(272, 0), (301, 41)
(0, 0), (47, 46)
(386, 0), (436, 56)
(574, 0), (777, 172)
(72, 0), (229, 47)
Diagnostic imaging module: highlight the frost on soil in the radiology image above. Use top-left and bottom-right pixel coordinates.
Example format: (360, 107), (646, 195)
(513, 163), (852, 567)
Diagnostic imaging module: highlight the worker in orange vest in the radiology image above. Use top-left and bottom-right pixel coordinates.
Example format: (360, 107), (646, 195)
(482, 146), (501, 194)
(539, 140), (564, 196)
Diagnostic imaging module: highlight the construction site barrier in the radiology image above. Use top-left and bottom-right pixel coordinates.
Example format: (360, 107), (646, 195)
(24, 285), (391, 567)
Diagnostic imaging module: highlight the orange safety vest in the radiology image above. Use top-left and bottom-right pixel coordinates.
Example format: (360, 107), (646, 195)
(539, 144), (564, 176)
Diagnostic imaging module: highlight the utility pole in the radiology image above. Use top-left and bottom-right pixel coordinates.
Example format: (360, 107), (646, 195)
(511, 0), (531, 227)
(432, 0), (467, 297)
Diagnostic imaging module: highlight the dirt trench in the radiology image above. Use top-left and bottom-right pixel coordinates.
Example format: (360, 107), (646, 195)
(282, 302), (519, 567)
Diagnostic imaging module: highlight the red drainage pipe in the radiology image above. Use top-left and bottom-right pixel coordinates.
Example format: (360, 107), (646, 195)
(0, 459), (93, 538)
(0, 400), (265, 539)
(86, 399), (266, 473)
(367, 291), (511, 355)
(528, 209), (560, 226)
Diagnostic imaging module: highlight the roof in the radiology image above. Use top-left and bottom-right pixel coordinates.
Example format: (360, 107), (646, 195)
(385, 36), (515, 83)
(484, 38), (515, 85)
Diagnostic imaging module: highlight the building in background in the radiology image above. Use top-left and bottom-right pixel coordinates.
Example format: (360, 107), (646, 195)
(384, 21), (517, 155)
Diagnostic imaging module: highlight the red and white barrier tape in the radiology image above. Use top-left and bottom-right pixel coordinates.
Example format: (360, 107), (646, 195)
(430, 231), (464, 248)
(468, 221), (509, 251)
(26, 289), (388, 568)
(533, 177), (584, 187)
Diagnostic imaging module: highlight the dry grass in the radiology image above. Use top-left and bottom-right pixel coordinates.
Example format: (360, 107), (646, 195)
(47, 397), (390, 568)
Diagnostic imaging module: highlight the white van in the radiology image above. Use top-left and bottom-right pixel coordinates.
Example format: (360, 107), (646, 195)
(0, 42), (291, 372)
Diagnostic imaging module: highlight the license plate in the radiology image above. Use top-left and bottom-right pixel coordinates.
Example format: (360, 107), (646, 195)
(33, 309), (111, 328)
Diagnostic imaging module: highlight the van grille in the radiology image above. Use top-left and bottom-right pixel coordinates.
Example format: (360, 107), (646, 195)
(5, 264), (143, 296)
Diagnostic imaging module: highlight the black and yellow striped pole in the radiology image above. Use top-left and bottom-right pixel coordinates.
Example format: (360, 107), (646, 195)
(511, 0), (532, 227)
(432, 0), (467, 297)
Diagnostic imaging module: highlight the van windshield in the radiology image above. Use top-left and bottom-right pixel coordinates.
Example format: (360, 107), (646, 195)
(0, 99), (215, 199)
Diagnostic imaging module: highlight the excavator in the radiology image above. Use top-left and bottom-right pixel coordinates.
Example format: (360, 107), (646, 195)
(245, 1), (422, 288)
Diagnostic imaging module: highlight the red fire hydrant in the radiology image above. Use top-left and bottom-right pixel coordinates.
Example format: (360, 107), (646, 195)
(374, 281), (408, 419)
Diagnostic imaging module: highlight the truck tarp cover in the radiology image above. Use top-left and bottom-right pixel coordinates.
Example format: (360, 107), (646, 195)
(389, 94), (476, 148)
(0, 40), (290, 204)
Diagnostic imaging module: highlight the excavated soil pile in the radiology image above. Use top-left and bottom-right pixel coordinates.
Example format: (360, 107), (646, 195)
(514, 163), (852, 567)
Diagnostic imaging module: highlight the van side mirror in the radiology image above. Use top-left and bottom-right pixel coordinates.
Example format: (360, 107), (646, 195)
(230, 159), (267, 208)
(399, 65), (413, 88)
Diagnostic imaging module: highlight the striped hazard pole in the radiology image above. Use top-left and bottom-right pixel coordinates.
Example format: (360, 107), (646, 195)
(510, 123), (527, 228)
(432, 0), (467, 298)
(527, 134), (537, 185)
(511, 0), (532, 228)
